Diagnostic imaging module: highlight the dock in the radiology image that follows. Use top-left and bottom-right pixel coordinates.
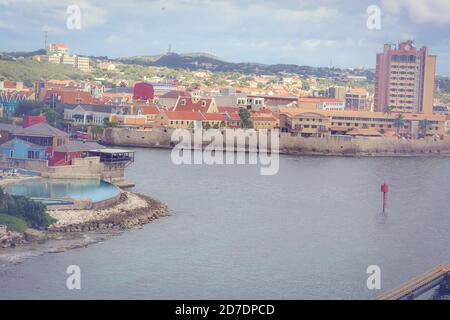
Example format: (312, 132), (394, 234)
(377, 263), (450, 300)
(113, 179), (135, 188)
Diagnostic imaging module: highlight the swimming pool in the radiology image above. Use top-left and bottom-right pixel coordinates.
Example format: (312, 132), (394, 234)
(5, 179), (120, 203)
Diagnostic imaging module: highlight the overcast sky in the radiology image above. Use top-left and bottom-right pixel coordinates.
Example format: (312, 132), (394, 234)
(1, 0), (450, 75)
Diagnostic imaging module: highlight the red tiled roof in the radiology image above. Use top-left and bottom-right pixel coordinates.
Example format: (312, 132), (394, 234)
(135, 106), (161, 115)
(164, 110), (206, 121)
(173, 97), (214, 112)
(2, 80), (16, 89)
(203, 113), (226, 121)
(50, 43), (68, 48)
(227, 113), (241, 120)
(218, 106), (240, 114)
(44, 90), (98, 105)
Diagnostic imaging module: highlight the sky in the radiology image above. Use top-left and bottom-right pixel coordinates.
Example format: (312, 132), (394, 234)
(1, 0), (450, 75)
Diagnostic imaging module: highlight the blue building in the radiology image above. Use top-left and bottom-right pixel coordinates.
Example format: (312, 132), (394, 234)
(0, 92), (30, 116)
(0, 138), (46, 160)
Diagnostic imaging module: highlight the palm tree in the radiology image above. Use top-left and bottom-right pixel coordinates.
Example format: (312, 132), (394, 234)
(383, 105), (394, 115)
(394, 113), (405, 137)
(419, 119), (430, 138)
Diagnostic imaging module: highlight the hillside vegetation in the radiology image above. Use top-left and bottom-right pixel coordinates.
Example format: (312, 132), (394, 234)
(0, 59), (89, 83)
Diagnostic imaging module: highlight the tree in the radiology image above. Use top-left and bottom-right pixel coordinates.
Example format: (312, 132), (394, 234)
(383, 105), (394, 115)
(103, 118), (118, 128)
(89, 125), (104, 140)
(419, 119), (431, 138)
(394, 113), (406, 137)
(43, 108), (60, 126)
(0, 187), (56, 229)
(239, 108), (253, 128)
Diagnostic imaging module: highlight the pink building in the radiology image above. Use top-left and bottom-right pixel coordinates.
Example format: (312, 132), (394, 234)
(374, 40), (436, 114)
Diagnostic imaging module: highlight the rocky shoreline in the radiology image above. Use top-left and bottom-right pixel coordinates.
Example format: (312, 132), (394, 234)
(0, 191), (169, 249)
(48, 192), (169, 232)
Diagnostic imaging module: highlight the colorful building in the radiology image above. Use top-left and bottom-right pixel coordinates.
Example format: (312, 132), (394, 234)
(280, 107), (446, 139)
(374, 41), (436, 114)
(0, 91), (31, 116)
(173, 97), (219, 113)
(0, 138), (46, 160)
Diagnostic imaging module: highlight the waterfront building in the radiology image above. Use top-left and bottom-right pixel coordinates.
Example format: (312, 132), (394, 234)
(374, 40), (436, 114)
(279, 107), (446, 138)
(12, 122), (69, 152)
(0, 138), (46, 160)
(51, 140), (105, 166)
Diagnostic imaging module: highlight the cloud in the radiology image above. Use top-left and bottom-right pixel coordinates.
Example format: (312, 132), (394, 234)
(382, 0), (450, 25)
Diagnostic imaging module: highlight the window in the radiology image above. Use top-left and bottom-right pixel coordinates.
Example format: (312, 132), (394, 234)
(27, 150), (39, 159)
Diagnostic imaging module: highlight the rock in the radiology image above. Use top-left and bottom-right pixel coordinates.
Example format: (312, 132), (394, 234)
(24, 228), (46, 242)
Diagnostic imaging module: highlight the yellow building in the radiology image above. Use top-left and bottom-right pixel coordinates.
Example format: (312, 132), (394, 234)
(280, 107), (447, 139)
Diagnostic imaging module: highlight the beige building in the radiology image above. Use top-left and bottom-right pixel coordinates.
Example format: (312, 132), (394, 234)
(375, 40), (436, 114)
(280, 107), (447, 139)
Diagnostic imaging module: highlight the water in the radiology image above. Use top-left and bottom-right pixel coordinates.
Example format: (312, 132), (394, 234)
(5, 179), (120, 202)
(1, 148), (450, 299)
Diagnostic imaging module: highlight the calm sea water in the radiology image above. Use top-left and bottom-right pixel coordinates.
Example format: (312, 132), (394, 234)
(1, 148), (450, 299)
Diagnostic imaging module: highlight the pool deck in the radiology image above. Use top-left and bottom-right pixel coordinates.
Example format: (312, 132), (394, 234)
(113, 179), (136, 188)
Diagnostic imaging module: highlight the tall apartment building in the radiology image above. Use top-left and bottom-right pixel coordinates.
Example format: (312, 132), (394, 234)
(374, 40), (436, 114)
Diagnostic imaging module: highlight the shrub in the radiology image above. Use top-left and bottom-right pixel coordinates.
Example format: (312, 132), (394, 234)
(0, 214), (28, 233)
(0, 188), (56, 229)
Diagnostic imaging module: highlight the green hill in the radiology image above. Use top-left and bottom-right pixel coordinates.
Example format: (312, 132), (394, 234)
(0, 59), (89, 83)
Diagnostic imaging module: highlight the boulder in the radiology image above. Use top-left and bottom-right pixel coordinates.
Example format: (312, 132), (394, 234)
(24, 228), (46, 242)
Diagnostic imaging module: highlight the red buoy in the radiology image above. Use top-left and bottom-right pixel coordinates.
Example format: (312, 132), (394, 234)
(381, 182), (389, 212)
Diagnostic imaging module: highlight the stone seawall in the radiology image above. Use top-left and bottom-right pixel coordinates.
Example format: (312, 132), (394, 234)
(101, 128), (450, 156)
(48, 192), (169, 232)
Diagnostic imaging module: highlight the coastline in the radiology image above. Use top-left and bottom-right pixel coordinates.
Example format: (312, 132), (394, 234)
(0, 175), (169, 250)
(101, 127), (450, 157)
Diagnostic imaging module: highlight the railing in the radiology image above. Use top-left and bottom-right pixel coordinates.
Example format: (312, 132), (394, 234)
(377, 263), (450, 300)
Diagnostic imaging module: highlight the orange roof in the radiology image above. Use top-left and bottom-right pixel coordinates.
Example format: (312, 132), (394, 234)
(218, 106), (240, 114)
(174, 97), (214, 112)
(136, 106), (160, 115)
(164, 111), (205, 121)
(203, 113), (226, 121)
